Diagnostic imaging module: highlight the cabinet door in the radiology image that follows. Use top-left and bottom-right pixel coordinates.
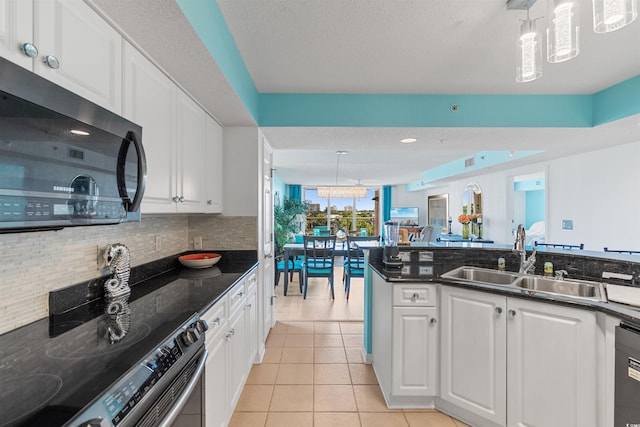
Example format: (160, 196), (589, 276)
(506, 298), (597, 427)
(123, 42), (177, 213)
(0, 0), (33, 69)
(35, 0), (122, 113)
(176, 90), (207, 212)
(204, 116), (223, 213)
(245, 287), (258, 368)
(228, 307), (247, 411)
(391, 306), (437, 396)
(440, 286), (507, 425)
(205, 331), (228, 427)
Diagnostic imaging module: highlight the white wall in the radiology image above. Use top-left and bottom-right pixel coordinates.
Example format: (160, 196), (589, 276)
(392, 185), (428, 225)
(419, 140), (640, 250)
(223, 126), (260, 216)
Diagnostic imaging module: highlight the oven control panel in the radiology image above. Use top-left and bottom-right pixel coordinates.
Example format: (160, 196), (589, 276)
(107, 339), (183, 425)
(68, 314), (204, 427)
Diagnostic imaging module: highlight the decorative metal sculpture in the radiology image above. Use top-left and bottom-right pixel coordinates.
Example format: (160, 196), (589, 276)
(103, 243), (131, 343)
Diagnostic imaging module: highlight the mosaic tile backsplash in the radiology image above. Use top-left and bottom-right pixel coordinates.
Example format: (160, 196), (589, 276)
(0, 214), (257, 335)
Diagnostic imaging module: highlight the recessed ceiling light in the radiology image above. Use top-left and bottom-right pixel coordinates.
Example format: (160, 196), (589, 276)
(70, 129), (90, 136)
(401, 138), (417, 144)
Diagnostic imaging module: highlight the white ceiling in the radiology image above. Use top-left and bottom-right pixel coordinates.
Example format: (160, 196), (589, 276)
(90, 0), (640, 187)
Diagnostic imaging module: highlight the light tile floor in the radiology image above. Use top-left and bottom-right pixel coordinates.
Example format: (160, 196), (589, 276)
(229, 268), (470, 427)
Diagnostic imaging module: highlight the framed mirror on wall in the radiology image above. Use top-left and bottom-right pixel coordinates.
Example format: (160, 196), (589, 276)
(462, 182), (483, 238)
(428, 194), (449, 233)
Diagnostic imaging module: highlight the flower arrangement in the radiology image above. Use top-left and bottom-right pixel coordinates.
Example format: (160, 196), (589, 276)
(458, 214), (482, 224)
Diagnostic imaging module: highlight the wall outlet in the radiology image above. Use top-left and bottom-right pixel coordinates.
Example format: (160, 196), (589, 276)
(155, 235), (161, 252)
(97, 245), (105, 270)
(194, 236), (203, 250)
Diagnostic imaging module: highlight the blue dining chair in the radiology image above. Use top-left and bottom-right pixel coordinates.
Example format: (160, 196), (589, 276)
(274, 235), (303, 294)
(302, 235), (336, 299)
(343, 235), (379, 299)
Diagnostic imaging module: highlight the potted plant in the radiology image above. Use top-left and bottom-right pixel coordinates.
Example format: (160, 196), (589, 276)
(274, 198), (308, 252)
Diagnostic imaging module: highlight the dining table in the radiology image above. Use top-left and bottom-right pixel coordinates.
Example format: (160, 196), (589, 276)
(282, 240), (381, 296)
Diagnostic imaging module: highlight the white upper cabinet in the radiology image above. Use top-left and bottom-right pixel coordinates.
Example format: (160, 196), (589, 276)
(0, 0), (33, 69)
(123, 42), (177, 213)
(204, 116), (223, 213)
(124, 42), (217, 214)
(176, 91), (207, 213)
(0, 0), (123, 113)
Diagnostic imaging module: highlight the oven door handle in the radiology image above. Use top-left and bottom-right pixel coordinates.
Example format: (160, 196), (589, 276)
(158, 349), (208, 427)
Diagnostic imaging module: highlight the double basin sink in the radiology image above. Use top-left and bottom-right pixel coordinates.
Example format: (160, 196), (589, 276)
(441, 266), (606, 302)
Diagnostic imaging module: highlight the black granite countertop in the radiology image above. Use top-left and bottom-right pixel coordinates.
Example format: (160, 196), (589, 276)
(0, 250), (257, 427)
(369, 261), (640, 329)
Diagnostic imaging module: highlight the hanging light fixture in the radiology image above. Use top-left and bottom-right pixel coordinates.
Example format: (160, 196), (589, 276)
(516, 9), (543, 82)
(593, 0), (638, 32)
(317, 151), (368, 199)
(546, 0), (580, 63)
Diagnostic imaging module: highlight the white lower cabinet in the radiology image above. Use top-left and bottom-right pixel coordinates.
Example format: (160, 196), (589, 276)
(202, 273), (259, 427)
(372, 273), (438, 407)
(440, 285), (598, 427)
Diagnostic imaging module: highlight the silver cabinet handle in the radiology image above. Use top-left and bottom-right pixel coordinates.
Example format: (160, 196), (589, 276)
(495, 307), (503, 314)
(429, 318), (437, 325)
(212, 317), (221, 326)
(172, 196), (180, 203)
(237, 292), (244, 299)
(178, 196), (184, 203)
(246, 303), (252, 309)
(225, 332), (232, 341)
(21, 42), (38, 58)
(508, 309), (516, 317)
(43, 54), (59, 69)
(410, 292), (420, 302)
(229, 328), (235, 336)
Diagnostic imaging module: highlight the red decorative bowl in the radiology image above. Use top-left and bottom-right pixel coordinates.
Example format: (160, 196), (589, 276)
(178, 253), (222, 269)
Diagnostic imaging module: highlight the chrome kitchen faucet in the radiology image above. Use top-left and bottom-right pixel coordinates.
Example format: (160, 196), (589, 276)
(514, 224), (536, 274)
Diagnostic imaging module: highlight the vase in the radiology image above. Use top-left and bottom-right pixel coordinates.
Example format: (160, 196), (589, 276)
(462, 223), (470, 239)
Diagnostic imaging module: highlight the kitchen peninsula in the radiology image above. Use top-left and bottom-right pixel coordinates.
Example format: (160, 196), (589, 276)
(365, 244), (640, 427)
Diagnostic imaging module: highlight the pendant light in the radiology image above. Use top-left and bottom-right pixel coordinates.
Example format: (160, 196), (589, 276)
(593, 0), (638, 32)
(547, 0), (580, 63)
(516, 11), (543, 82)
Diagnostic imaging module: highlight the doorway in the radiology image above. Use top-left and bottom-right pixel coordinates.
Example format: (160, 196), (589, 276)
(513, 173), (546, 245)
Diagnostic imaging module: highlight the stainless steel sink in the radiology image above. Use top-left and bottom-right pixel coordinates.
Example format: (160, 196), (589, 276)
(441, 266), (520, 286)
(514, 276), (605, 301)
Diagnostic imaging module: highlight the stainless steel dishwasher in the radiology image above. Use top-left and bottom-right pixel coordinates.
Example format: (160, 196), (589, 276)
(615, 322), (640, 427)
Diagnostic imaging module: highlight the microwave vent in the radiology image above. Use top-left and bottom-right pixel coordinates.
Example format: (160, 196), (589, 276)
(69, 148), (84, 160)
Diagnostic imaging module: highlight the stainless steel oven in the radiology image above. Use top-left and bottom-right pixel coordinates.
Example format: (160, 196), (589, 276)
(615, 322), (640, 427)
(65, 314), (208, 427)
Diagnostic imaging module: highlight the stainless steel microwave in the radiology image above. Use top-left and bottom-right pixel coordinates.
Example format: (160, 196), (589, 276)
(0, 56), (146, 233)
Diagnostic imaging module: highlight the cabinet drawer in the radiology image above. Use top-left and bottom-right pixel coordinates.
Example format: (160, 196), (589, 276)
(202, 297), (227, 342)
(246, 272), (257, 294)
(228, 281), (247, 315)
(393, 284), (437, 306)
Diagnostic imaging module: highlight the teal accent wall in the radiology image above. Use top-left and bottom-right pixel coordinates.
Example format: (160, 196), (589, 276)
(593, 74), (640, 125)
(525, 190), (545, 229)
(258, 93), (593, 127)
(175, 0), (259, 122)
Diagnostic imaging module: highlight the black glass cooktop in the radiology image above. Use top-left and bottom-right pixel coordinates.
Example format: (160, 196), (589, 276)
(0, 257), (255, 427)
